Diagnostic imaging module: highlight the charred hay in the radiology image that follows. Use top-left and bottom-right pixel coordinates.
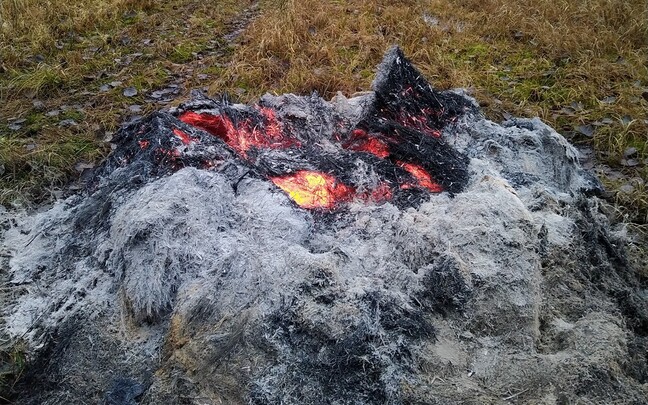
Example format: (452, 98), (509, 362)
(0, 47), (646, 404)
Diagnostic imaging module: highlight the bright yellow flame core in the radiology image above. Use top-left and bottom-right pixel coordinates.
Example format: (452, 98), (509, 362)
(271, 171), (352, 209)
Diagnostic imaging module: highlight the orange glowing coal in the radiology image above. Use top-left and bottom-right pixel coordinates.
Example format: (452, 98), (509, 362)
(177, 108), (446, 210)
(366, 182), (393, 203)
(270, 171), (354, 209)
(179, 109), (299, 156)
(398, 162), (443, 193)
(173, 128), (195, 145)
(345, 129), (391, 159)
(178, 111), (234, 142)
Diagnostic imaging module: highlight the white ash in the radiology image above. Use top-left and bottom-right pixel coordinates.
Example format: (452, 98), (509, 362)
(1, 93), (646, 405)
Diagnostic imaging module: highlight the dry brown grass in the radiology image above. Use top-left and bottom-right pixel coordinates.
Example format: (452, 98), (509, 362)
(1, 0), (156, 61)
(216, 0), (648, 223)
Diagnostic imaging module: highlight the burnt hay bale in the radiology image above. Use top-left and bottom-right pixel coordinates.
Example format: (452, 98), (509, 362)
(1, 47), (646, 404)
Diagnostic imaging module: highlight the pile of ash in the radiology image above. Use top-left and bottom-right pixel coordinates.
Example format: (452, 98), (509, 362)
(93, 47), (473, 211)
(1, 47), (646, 404)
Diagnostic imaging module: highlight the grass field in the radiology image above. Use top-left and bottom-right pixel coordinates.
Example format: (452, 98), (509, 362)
(0, 0), (647, 394)
(0, 0), (252, 205)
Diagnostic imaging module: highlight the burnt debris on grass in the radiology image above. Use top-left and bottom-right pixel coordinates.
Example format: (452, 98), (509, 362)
(1, 47), (646, 404)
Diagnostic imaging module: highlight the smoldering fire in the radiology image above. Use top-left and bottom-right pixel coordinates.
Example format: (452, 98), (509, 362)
(93, 47), (472, 211)
(1, 47), (646, 405)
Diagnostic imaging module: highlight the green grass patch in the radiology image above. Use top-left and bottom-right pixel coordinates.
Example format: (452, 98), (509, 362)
(6, 65), (68, 97)
(130, 67), (171, 91)
(169, 43), (205, 64)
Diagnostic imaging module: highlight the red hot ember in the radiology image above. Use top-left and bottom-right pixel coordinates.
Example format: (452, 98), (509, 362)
(93, 47), (474, 210)
(179, 107), (300, 156)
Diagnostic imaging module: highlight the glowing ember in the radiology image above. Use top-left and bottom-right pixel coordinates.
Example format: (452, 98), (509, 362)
(173, 128), (194, 145)
(397, 112), (442, 138)
(270, 171), (354, 209)
(367, 183), (394, 202)
(256, 107), (288, 147)
(178, 111), (236, 144)
(398, 162), (443, 192)
(344, 129), (391, 158)
(179, 108), (300, 156)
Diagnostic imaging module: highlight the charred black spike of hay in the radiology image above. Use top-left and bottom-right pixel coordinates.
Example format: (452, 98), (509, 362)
(371, 46), (477, 131)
